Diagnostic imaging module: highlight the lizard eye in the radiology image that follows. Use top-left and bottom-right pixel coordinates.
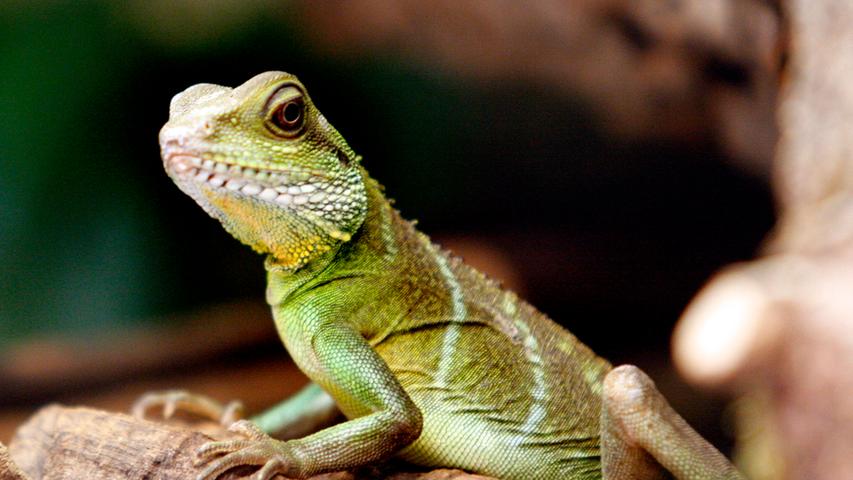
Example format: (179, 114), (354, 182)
(270, 97), (305, 136)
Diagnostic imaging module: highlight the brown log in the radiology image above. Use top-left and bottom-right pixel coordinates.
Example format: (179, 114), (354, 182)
(7, 406), (493, 480)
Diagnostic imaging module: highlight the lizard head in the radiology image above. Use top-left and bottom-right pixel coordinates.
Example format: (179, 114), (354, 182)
(159, 71), (367, 270)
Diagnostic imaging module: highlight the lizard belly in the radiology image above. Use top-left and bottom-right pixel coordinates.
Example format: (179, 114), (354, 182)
(375, 323), (603, 480)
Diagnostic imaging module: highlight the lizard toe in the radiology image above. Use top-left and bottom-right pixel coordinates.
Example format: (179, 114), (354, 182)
(228, 419), (268, 440)
(131, 390), (191, 420)
(195, 438), (297, 480)
(252, 457), (289, 480)
(132, 390), (244, 425)
(195, 439), (253, 464)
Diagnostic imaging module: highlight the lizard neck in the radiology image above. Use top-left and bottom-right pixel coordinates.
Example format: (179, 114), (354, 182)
(265, 167), (396, 305)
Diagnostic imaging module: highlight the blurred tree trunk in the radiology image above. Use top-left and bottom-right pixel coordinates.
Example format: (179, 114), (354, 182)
(673, 1), (853, 479)
(299, 0), (783, 173)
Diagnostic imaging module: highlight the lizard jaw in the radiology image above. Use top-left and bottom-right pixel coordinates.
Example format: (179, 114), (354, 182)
(162, 149), (362, 247)
(165, 152), (337, 208)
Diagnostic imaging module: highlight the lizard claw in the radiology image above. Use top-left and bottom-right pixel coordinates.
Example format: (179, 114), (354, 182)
(194, 421), (267, 463)
(228, 419), (268, 440)
(253, 456), (292, 480)
(194, 422), (298, 480)
(132, 390), (245, 426)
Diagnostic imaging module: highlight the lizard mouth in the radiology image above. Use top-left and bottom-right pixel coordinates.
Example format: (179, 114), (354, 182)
(165, 152), (335, 207)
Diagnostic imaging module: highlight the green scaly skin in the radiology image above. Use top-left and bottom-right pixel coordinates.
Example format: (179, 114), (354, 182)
(153, 72), (743, 480)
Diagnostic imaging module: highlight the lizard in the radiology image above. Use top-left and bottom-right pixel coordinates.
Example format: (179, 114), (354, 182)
(137, 71), (743, 480)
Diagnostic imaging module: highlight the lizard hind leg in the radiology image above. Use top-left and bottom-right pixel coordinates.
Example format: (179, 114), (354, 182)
(132, 390), (245, 427)
(600, 365), (743, 480)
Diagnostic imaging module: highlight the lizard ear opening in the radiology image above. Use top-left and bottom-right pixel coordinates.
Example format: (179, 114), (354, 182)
(336, 149), (351, 167)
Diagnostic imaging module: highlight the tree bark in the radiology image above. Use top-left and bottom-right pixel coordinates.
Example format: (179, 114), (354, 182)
(6, 406), (492, 480)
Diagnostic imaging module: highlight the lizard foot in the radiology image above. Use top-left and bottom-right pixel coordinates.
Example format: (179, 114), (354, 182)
(195, 420), (299, 480)
(132, 390), (245, 427)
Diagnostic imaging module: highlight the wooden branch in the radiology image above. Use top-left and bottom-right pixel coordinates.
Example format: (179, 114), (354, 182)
(10, 406), (230, 480)
(7, 406), (493, 480)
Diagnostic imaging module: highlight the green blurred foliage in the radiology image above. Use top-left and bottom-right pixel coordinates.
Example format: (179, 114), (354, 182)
(1, 3), (156, 341)
(0, 1), (479, 344)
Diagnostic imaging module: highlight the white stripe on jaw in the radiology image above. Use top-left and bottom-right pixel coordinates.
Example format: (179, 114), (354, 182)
(168, 155), (335, 207)
(428, 244), (467, 390)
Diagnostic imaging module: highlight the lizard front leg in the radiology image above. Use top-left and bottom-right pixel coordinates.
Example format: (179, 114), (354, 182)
(194, 300), (423, 479)
(600, 365), (743, 480)
(252, 382), (341, 440)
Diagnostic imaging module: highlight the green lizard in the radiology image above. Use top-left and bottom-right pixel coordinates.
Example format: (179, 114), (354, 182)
(137, 71), (743, 480)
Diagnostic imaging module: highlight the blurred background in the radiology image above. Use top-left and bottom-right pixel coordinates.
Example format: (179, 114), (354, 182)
(0, 0), (780, 459)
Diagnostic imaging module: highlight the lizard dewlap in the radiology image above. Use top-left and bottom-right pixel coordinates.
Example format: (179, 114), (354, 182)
(147, 71), (744, 480)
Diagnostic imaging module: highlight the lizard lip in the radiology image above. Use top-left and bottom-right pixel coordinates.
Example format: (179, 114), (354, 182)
(166, 153), (199, 171)
(163, 152), (336, 207)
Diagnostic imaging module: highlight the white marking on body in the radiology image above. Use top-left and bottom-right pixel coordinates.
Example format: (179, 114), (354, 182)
(502, 293), (518, 317)
(511, 319), (548, 445)
(377, 205), (399, 258)
(585, 368), (603, 396)
(427, 245), (467, 389)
